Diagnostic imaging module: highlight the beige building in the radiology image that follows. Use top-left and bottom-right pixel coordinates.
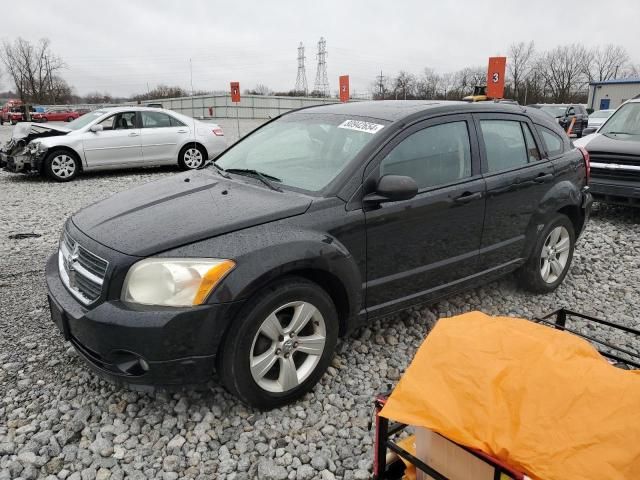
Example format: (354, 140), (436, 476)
(588, 79), (640, 111)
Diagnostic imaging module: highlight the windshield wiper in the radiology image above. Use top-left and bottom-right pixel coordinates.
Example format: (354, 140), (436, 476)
(606, 131), (636, 135)
(224, 168), (283, 192)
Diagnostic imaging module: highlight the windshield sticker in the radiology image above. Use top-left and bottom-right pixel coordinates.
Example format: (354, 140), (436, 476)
(338, 119), (385, 134)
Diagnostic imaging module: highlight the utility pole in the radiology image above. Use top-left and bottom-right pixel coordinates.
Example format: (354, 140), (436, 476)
(313, 37), (329, 97)
(294, 42), (308, 95)
(377, 70), (385, 99)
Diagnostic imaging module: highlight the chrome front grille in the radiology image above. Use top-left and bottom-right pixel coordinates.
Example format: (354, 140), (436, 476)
(58, 230), (109, 305)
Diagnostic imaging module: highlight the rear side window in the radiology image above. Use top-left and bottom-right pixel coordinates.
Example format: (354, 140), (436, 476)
(522, 124), (541, 162)
(169, 116), (185, 127)
(380, 121), (472, 190)
(479, 120), (528, 172)
(538, 126), (565, 157)
(141, 111), (172, 128)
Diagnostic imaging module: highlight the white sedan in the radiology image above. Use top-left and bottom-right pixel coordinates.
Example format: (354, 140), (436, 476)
(4, 107), (227, 181)
(587, 109), (615, 129)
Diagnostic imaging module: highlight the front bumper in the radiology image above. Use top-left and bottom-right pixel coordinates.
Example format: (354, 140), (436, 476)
(1, 151), (45, 173)
(590, 176), (640, 206)
(46, 253), (243, 390)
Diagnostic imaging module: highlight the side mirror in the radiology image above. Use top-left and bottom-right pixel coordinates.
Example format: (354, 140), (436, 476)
(364, 175), (418, 204)
(90, 124), (103, 133)
(582, 127), (597, 136)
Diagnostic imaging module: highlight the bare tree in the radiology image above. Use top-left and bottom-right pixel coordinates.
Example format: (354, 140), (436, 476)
(415, 68), (441, 99)
(0, 37), (66, 104)
(507, 41), (535, 101)
(393, 71), (416, 100)
(536, 44), (589, 103)
(586, 45), (629, 82)
(131, 85), (187, 101)
(621, 63), (640, 79)
(245, 84), (272, 95)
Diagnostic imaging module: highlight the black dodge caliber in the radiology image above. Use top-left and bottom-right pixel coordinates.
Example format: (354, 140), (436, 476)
(47, 101), (592, 408)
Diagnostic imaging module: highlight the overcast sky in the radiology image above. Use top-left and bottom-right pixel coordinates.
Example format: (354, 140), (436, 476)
(3, 0), (640, 97)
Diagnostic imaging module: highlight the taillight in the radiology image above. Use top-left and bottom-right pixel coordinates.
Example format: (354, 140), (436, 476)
(578, 146), (590, 183)
(212, 127), (224, 136)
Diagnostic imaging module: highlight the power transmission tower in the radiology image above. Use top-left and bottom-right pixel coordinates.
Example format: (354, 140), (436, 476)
(377, 70), (385, 99)
(294, 42), (308, 95)
(313, 37), (329, 97)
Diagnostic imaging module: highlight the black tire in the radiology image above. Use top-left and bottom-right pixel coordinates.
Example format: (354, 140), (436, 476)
(0, 117), (4, 125)
(41, 117), (48, 123)
(218, 276), (339, 409)
(178, 144), (206, 170)
(44, 149), (80, 182)
(66, 117), (74, 122)
(517, 213), (575, 293)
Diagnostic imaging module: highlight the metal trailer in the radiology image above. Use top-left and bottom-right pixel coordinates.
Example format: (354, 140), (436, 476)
(371, 309), (640, 480)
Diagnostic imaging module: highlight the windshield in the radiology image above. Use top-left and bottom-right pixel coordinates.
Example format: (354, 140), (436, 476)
(540, 106), (568, 117)
(66, 110), (106, 130)
(590, 110), (613, 119)
(215, 112), (387, 192)
(600, 103), (640, 135)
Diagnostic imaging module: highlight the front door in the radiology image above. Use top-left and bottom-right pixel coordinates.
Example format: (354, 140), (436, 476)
(82, 111), (143, 168)
(474, 113), (555, 270)
(140, 111), (188, 164)
(364, 115), (486, 316)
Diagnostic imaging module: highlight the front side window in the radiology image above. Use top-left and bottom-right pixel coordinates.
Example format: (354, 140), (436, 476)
(141, 111), (172, 128)
(480, 120), (528, 172)
(98, 112), (137, 131)
(216, 113), (387, 192)
(380, 121), (472, 189)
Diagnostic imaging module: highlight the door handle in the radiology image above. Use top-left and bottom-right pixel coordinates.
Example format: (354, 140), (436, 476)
(533, 173), (554, 183)
(177, 129), (188, 133)
(453, 191), (482, 204)
(128, 132), (139, 137)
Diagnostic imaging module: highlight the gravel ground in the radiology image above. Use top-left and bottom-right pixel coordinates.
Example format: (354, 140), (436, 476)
(1, 120), (639, 479)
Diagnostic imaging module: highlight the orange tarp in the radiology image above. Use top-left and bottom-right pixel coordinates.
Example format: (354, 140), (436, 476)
(380, 312), (640, 480)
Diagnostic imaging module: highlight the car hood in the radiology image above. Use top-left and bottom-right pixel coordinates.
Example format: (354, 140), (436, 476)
(72, 170), (313, 256)
(575, 132), (640, 154)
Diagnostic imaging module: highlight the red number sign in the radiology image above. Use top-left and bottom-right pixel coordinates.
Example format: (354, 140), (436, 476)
(339, 75), (349, 103)
(230, 82), (240, 103)
(486, 57), (506, 99)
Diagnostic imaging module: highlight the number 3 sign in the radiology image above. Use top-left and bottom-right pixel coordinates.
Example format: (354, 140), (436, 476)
(486, 57), (506, 98)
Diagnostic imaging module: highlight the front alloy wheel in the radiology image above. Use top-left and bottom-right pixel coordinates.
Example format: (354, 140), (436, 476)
(250, 301), (327, 393)
(218, 276), (338, 409)
(45, 150), (79, 181)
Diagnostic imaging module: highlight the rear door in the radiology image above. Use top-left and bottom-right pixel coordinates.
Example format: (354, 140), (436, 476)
(82, 111), (143, 167)
(364, 115), (486, 316)
(474, 113), (555, 270)
(139, 111), (187, 164)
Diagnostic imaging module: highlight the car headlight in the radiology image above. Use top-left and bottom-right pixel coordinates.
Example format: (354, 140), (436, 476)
(121, 258), (235, 307)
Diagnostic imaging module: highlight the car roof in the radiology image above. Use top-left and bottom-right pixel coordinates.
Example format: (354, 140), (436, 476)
(97, 106), (167, 113)
(294, 100), (537, 122)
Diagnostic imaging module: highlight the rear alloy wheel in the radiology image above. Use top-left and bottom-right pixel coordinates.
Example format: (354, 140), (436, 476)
(45, 150), (79, 182)
(178, 145), (206, 170)
(218, 277), (338, 409)
(517, 213), (575, 293)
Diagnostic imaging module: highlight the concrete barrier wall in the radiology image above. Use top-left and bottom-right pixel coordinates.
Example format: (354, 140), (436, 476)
(154, 94), (339, 119)
(41, 94), (342, 120)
